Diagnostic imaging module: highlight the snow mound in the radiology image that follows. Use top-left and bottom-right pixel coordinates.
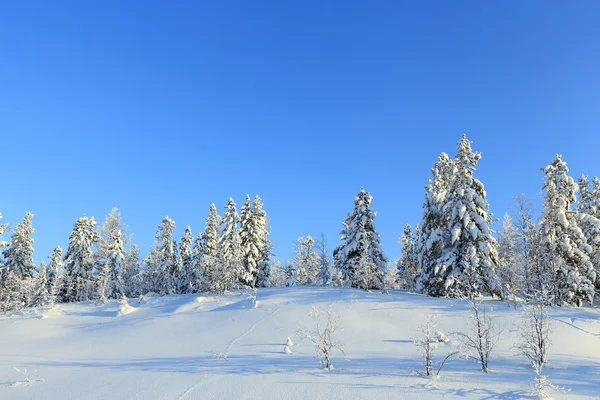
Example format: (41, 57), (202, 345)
(116, 300), (137, 317)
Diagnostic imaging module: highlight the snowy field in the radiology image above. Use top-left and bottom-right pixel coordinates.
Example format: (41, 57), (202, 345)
(1, 287), (599, 400)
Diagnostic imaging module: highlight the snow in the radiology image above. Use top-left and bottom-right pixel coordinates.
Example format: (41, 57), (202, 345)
(1, 287), (599, 399)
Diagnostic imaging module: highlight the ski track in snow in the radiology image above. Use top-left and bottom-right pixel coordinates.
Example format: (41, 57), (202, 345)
(176, 305), (282, 400)
(225, 306), (282, 355)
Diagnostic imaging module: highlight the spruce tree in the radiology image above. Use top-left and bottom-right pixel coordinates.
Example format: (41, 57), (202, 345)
(178, 226), (194, 293)
(199, 203), (220, 291)
(240, 195), (269, 288)
(333, 188), (387, 289)
(31, 261), (52, 307)
(123, 244), (140, 297)
(416, 153), (455, 295)
(151, 216), (177, 295)
(105, 230), (126, 299)
(47, 246), (63, 302)
(2, 211), (36, 280)
(315, 233), (332, 286)
(576, 175), (600, 295)
(63, 216), (97, 302)
(538, 155), (596, 306)
(397, 224), (418, 291)
(211, 198), (243, 293)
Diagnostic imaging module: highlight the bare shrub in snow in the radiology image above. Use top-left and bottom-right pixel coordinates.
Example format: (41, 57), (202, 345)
(298, 306), (347, 370)
(412, 313), (458, 377)
(455, 297), (502, 372)
(11, 367), (44, 387)
(514, 299), (558, 398)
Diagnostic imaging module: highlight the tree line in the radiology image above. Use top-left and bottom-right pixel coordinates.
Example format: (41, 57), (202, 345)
(1, 134), (598, 312)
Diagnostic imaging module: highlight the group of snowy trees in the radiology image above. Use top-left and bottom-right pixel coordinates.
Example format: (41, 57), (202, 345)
(397, 134), (600, 306)
(2, 134), (600, 311)
(0, 195), (273, 312)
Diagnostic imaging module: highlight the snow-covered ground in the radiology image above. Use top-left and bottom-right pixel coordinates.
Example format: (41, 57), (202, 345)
(1, 287), (599, 399)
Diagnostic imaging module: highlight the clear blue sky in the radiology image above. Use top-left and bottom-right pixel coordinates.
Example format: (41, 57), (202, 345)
(1, 1), (599, 265)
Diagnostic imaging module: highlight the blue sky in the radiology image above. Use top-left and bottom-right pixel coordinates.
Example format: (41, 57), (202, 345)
(1, 1), (599, 264)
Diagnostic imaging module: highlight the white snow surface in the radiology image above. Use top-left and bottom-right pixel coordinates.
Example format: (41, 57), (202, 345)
(1, 287), (599, 399)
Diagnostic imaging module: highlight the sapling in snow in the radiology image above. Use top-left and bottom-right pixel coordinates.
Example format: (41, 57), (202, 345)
(455, 297), (502, 372)
(298, 306), (347, 370)
(412, 313), (458, 377)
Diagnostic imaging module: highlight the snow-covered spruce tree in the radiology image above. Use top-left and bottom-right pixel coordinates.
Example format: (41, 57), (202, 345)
(31, 261), (52, 307)
(240, 195), (269, 288)
(2, 211), (36, 280)
(95, 252), (112, 304)
(198, 203), (220, 292)
(497, 214), (523, 304)
(420, 135), (500, 298)
(416, 153), (455, 295)
(104, 230), (126, 299)
(46, 246), (63, 302)
(397, 224), (419, 291)
(538, 155), (596, 306)
(211, 198), (243, 293)
(94, 208), (131, 283)
(333, 188), (387, 289)
(155, 216), (178, 295)
(63, 216), (97, 302)
(315, 233), (332, 286)
(354, 248), (382, 291)
(257, 239), (273, 288)
(123, 244), (141, 297)
(576, 175), (600, 295)
(178, 226), (194, 294)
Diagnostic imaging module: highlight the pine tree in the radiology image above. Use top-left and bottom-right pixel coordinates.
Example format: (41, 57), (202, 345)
(538, 155), (596, 306)
(418, 135), (499, 298)
(2, 211), (36, 280)
(416, 153), (455, 295)
(46, 246), (63, 303)
(95, 208), (131, 281)
(31, 261), (52, 307)
(151, 216), (177, 295)
(199, 203), (220, 291)
(63, 216), (97, 302)
(397, 224), (418, 291)
(104, 230), (126, 299)
(333, 188), (387, 289)
(123, 244), (141, 297)
(178, 226), (194, 293)
(211, 198), (243, 293)
(576, 175), (600, 296)
(257, 239), (273, 288)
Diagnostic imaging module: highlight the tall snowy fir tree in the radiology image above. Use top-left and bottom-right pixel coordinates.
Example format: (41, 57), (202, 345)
(397, 224), (418, 291)
(576, 175), (600, 295)
(46, 246), (63, 301)
(104, 230), (126, 299)
(123, 244), (140, 297)
(333, 188), (387, 290)
(240, 195), (269, 288)
(416, 153), (455, 295)
(538, 155), (596, 306)
(94, 208), (131, 280)
(178, 226), (194, 293)
(153, 216), (177, 295)
(2, 211), (36, 279)
(418, 135), (499, 298)
(212, 198), (243, 293)
(257, 239), (273, 288)
(198, 203), (220, 291)
(63, 216), (97, 302)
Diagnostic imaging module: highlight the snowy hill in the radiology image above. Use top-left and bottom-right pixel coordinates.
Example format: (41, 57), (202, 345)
(1, 287), (599, 399)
